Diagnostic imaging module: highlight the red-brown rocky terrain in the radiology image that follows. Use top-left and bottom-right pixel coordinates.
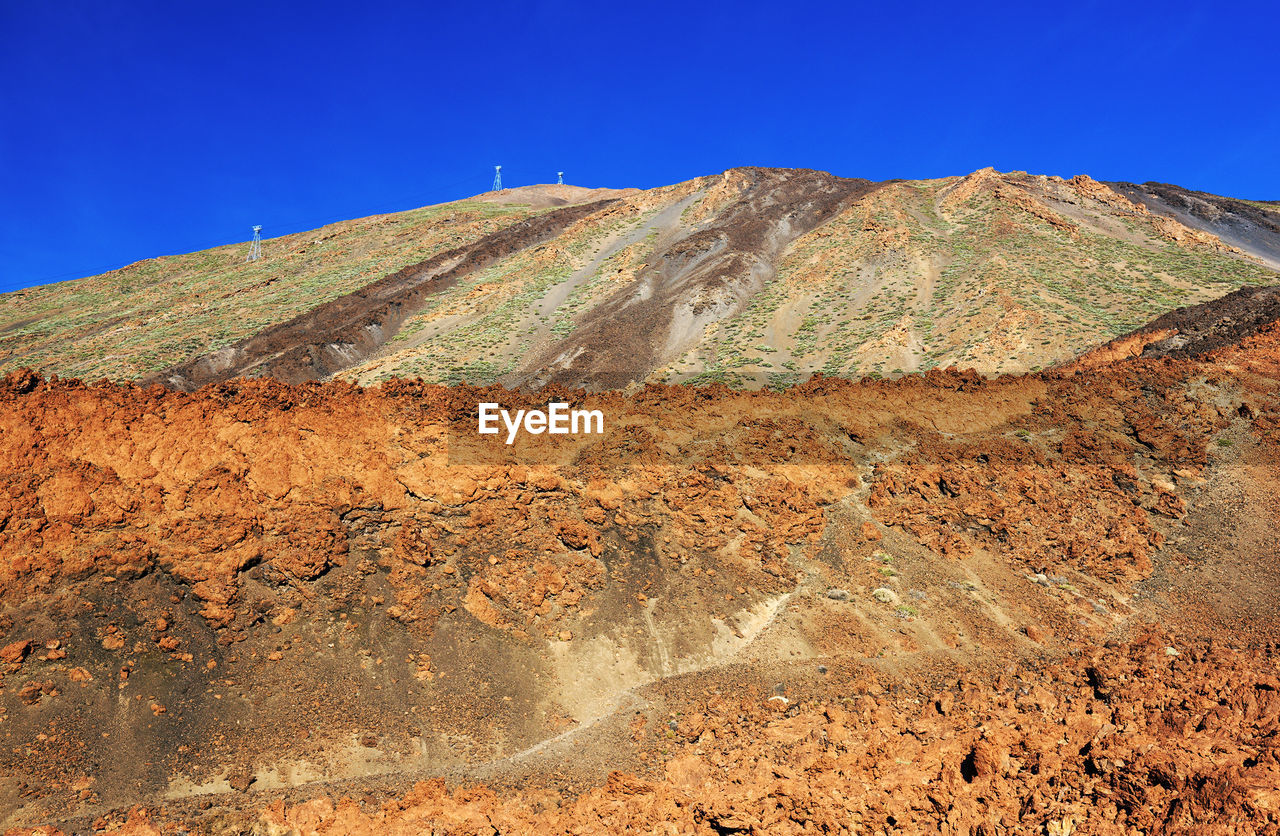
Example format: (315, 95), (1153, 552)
(1, 291), (1278, 834)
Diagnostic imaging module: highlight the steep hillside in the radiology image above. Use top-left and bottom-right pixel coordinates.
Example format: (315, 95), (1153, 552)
(1, 293), (1278, 833)
(637, 169), (1277, 386)
(1110, 181), (1280, 269)
(0, 200), (542, 381)
(1, 169), (1276, 391)
(152, 201), (617, 389)
(1072, 284), (1280, 368)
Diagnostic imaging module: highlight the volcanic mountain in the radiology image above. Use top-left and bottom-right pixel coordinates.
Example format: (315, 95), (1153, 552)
(1, 168), (1276, 390)
(0, 282), (1279, 832)
(1, 169), (1280, 834)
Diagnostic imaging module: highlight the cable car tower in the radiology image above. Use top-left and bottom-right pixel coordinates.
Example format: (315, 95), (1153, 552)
(492, 165), (502, 191)
(245, 225), (262, 262)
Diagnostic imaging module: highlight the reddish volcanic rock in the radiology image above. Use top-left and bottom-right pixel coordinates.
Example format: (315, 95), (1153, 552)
(0, 306), (1277, 833)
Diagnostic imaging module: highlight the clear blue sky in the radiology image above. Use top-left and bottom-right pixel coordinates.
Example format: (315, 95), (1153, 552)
(2, 0), (1277, 293)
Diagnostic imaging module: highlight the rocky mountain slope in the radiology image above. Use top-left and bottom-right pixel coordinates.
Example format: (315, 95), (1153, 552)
(1, 287), (1278, 833)
(1110, 181), (1280, 269)
(2, 168), (1276, 390)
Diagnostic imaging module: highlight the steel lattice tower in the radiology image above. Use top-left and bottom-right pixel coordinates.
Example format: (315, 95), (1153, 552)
(246, 225), (262, 262)
(492, 165), (502, 191)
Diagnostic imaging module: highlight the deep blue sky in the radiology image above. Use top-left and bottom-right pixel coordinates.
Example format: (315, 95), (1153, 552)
(2, 0), (1278, 293)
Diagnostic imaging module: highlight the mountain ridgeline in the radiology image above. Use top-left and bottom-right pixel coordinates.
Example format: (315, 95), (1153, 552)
(1, 168), (1277, 390)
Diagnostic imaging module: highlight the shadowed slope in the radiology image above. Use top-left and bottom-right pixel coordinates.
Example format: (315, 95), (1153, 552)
(1070, 283), (1280, 367)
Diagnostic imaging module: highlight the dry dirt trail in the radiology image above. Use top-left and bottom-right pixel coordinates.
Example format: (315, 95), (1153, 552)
(531, 193), (701, 321)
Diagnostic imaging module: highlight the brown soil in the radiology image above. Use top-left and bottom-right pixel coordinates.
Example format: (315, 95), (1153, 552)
(1, 293), (1278, 833)
(65, 635), (1280, 834)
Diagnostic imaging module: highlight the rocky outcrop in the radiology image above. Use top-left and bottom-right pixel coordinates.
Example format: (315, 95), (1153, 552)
(1, 296), (1278, 832)
(1071, 284), (1280, 367)
(1110, 181), (1280, 267)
